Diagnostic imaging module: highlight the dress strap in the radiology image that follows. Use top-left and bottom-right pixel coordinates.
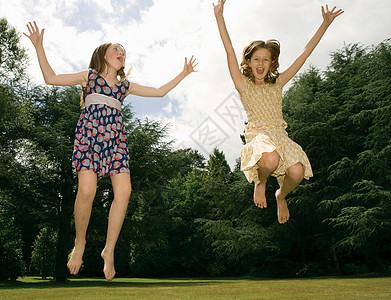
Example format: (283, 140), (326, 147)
(85, 93), (122, 110)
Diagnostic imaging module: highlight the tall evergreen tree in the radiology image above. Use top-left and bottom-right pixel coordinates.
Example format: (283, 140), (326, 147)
(0, 18), (28, 86)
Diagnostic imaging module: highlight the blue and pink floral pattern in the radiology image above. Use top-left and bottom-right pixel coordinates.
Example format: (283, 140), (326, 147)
(72, 69), (131, 177)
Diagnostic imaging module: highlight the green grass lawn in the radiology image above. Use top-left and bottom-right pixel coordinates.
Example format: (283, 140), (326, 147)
(1, 276), (390, 299)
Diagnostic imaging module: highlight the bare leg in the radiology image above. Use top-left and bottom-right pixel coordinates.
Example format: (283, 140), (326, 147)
(101, 173), (131, 281)
(67, 170), (97, 275)
(275, 163), (304, 224)
(254, 151), (280, 208)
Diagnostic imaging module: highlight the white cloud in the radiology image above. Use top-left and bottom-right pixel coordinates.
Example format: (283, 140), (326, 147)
(2, 0), (391, 167)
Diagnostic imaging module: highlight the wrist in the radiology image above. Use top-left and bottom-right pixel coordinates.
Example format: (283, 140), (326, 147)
(215, 14), (224, 21)
(34, 43), (44, 51)
(321, 20), (330, 28)
(180, 70), (188, 78)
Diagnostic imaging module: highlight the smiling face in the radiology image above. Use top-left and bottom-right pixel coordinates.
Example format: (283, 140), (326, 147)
(241, 40), (280, 84)
(247, 48), (272, 85)
(104, 43), (126, 71)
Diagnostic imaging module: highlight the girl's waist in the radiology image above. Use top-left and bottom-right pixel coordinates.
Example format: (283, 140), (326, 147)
(85, 93), (122, 111)
(245, 121), (287, 131)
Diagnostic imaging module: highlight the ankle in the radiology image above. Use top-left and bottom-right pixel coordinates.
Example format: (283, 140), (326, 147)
(74, 238), (86, 248)
(101, 247), (114, 256)
(256, 179), (267, 186)
(275, 189), (285, 202)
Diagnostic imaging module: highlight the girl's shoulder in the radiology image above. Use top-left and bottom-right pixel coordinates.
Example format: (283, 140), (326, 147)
(122, 78), (131, 89)
(243, 76), (253, 89)
(87, 68), (99, 80)
(275, 76), (282, 88)
(237, 76), (250, 96)
(89, 68), (99, 74)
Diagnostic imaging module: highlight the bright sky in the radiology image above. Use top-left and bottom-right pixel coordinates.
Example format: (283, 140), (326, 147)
(2, 0), (390, 167)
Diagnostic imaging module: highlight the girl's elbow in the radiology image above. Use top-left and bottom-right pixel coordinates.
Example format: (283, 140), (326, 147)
(43, 75), (56, 85)
(157, 88), (167, 97)
(44, 79), (54, 85)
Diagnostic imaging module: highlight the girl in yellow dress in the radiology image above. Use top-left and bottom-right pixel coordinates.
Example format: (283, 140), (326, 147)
(213, 0), (343, 223)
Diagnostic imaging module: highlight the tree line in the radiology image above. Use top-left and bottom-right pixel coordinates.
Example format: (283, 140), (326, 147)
(1, 18), (390, 281)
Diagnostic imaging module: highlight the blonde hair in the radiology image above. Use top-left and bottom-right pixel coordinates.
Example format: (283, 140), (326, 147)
(240, 40), (280, 84)
(80, 43), (129, 108)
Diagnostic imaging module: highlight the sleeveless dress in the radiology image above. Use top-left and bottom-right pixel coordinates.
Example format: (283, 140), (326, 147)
(240, 77), (313, 187)
(72, 69), (131, 177)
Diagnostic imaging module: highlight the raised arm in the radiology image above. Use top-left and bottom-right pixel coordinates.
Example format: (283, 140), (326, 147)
(213, 0), (244, 94)
(280, 5), (344, 87)
(128, 56), (197, 97)
(24, 21), (88, 87)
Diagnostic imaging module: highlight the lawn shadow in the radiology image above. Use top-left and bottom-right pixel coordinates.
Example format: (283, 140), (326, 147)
(0, 277), (224, 291)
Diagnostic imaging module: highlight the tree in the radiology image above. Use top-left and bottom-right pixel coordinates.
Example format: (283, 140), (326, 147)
(0, 17), (35, 281)
(31, 227), (57, 279)
(125, 118), (206, 277)
(284, 41), (391, 274)
(0, 18), (28, 87)
(29, 86), (82, 281)
(203, 148), (233, 220)
(0, 205), (25, 281)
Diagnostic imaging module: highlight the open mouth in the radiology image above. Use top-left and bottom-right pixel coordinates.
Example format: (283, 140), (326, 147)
(117, 56), (123, 63)
(256, 67), (264, 75)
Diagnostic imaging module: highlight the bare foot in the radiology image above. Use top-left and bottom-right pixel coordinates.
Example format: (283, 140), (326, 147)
(101, 248), (115, 281)
(275, 189), (290, 224)
(254, 181), (267, 208)
(67, 242), (85, 275)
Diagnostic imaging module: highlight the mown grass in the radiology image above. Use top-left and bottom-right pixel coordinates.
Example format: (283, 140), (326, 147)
(1, 276), (390, 299)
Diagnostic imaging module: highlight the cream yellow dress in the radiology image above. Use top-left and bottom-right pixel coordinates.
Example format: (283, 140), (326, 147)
(240, 77), (313, 186)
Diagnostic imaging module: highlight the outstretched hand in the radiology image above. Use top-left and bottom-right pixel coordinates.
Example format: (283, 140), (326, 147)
(23, 21), (45, 48)
(183, 56), (198, 76)
(213, 0), (226, 18)
(321, 5), (344, 26)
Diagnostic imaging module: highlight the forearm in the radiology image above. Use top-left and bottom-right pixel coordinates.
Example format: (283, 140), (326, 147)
(34, 45), (86, 86)
(34, 45), (57, 85)
(130, 70), (188, 98)
(157, 70), (187, 97)
(300, 21), (329, 59)
(280, 21), (331, 86)
(24, 21), (88, 87)
(215, 15), (235, 56)
(215, 14), (243, 92)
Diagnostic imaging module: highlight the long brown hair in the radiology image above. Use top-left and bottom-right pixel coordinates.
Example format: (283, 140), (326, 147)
(80, 43), (128, 108)
(240, 40), (280, 84)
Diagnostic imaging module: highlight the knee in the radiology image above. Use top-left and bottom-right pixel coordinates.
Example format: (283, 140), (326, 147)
(114, 183), (132, 202)
(287, 163), (304, 183)
(77, 170), (97, 202)
(258, 151), (280, 173)
(77, 184), (96, 201)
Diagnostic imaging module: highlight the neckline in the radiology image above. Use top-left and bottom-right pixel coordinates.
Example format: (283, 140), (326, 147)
(248, 77), (269, 89)
(93, 70), (122, 88)
(248, 77), (280, 90)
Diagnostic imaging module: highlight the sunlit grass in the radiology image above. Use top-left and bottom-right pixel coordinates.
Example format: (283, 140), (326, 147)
(1, 276), (391, 299)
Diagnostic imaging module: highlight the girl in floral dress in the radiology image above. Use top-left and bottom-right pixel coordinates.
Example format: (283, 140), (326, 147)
(24, 21), (197, 280)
